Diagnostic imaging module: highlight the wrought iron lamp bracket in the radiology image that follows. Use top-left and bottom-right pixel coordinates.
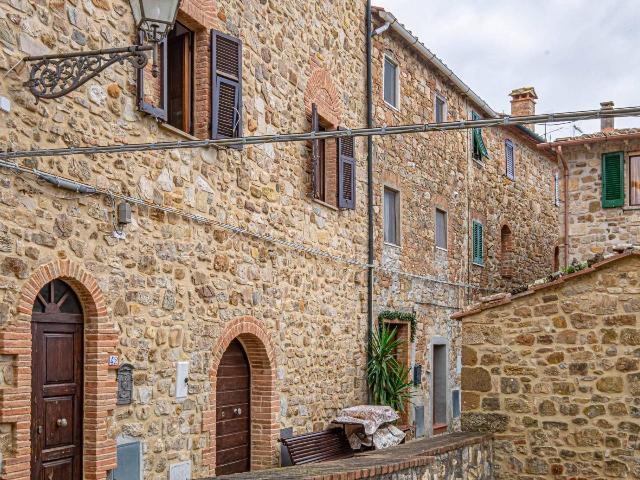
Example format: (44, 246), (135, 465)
(24, 45), (153, 102)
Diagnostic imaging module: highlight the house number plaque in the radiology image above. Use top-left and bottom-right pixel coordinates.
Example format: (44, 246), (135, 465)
(116, 363), (134, 405)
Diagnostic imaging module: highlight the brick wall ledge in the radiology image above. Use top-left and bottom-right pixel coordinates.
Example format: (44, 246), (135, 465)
(213, 432), (492, 480)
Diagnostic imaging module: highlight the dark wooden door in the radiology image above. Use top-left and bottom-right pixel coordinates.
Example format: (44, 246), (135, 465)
(31, 280), (84, 480)
(216, 339), (250, 475)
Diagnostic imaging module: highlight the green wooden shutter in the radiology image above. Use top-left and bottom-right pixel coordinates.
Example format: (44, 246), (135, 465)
(472, 221), (484, 265)
(602, 152), (624, 208)
(471, 111), (490, 160)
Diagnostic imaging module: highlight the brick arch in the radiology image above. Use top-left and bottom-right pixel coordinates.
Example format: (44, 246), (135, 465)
(0, 259), (117, 480)
(202, 316), (278, 475)
(304, 66), (343, 127)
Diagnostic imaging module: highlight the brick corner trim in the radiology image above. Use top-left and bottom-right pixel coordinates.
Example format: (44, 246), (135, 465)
(0, 259), (118, 480)
(202, 316), (279, 475)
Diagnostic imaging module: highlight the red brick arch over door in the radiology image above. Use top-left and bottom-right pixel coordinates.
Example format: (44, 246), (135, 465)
(202, 316), (279, 475)
(0, 260), (118, 480)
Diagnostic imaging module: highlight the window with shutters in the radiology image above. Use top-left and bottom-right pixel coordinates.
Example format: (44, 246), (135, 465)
(471, 111), (490, 162)
(384, 187), (400, 245)
(309, 104), (355, 210)
(435, 208), (447, 250)
(472, 221), (484, 266)
(630, 155), (640, 206)
(505, 139), (515, 180)
(601, 152), (624, 208)
(211, 30), (242, 141)
(383, 55), (399, 109)
(136, 23), (194, 134)
(435, 94), (447, 123)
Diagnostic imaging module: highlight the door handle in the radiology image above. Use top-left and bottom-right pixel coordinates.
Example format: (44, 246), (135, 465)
(37, 425), (43, 434)
(56, 418), (68, 428)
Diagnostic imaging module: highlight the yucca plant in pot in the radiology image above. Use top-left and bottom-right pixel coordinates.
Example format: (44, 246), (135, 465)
(367, 324), (413, 412)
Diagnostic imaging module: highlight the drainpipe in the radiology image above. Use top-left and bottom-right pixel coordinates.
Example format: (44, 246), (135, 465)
(556, 146), (570, 267)
(365, 0), (374, 402)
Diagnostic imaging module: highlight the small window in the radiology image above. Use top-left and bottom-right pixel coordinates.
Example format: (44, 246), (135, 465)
(472, 221), (484, 265)
(602, 152), (624, 208)
(500, 225), (513, 278)
(505, 140), (515, 180)
(554, 172), (560, 207)
(435, 94), (446, 123)
(435, 208), (447, 250)
(383, 56), (399, 109)
(630, 155), (640, 206)
(384, 187), (400, 245)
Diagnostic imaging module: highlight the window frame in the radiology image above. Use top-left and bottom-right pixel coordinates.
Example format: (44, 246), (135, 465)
(383, 186), (401, 246)
(505, 139), (515, 180)
(554, 171), (561, 207)
(383, 54), (400, 111)
(435, 207), (448, 251)
(166, 21), (195, 135)
(472, 220), (484, 266)
(630, 154), (640, 206)
(434, 93), (447, 124)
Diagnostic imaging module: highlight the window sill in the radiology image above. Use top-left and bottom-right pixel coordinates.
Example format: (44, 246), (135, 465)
(160, 122), (200, 141)
(623, 205), (640, 211)
(504, 175), (515, 182)
(472, 261), (484, 268)
(472, 158), (484, 168)
(383, 100), (400, 112)
(435, 246), (448, 253)
(384, 241), (401, 249)
(312, 198), (339, 211)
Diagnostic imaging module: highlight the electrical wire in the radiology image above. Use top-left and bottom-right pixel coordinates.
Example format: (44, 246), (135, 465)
(2, 106), (640, 160)
(0, 158), (498, 292)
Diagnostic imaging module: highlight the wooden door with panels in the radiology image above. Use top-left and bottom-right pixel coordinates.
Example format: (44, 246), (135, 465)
(215, 339), (251, 475)
(31, 280), (84, 480)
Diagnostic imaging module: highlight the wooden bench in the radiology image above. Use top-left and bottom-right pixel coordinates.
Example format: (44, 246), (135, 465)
(281, 428), (354, 465)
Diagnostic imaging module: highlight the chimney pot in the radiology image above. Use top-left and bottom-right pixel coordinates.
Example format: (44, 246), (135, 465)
(600, 101), (614, 132)
(509, 87), (538, 130)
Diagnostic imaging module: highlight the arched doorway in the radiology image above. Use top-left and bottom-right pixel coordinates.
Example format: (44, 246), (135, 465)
(216, 339), (251, 475)
(30, 279), (84, 479)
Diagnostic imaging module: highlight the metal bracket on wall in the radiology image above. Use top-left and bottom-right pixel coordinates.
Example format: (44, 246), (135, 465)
(24, 45), (152, 102)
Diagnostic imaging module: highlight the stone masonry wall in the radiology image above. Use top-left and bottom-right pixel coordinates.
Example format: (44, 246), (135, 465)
(0, 0), (369, 478)
(460, 254), (640, 479)
(371, 17), (560, 437)
(561, 138), (640, 263)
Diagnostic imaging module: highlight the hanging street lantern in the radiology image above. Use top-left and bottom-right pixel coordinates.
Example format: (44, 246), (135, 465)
(23, 0), (181, 102)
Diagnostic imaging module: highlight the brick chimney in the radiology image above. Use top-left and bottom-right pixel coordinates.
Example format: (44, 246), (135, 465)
(509, 87), (538, 117)
(600, 101), (615, 133)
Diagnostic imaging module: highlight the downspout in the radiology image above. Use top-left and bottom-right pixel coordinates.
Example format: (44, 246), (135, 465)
(365, 0), (374, 402)
(556, 146), (570, 267)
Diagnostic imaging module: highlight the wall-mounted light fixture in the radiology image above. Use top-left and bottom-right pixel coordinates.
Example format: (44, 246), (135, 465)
(24, 0), (180, 101)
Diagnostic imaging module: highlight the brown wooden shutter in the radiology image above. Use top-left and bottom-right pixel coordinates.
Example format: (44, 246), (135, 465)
(337, 132), (356, 210)
(211, 30), (242, 141)
(136, 31), (168, 121)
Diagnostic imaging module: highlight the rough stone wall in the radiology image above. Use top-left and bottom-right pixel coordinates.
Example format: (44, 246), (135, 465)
(371, 21), (560, 437)
(561, 138), (640, 263)
(461, 255), (640, 479)
(0, 0), (369, 478)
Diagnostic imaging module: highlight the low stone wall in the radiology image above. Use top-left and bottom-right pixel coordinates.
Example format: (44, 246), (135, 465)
(459, 253), (640, 479)
(212, 433), (493, 480)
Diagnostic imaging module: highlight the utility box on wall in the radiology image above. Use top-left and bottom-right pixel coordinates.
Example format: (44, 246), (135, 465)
(111, 441), (141, 480)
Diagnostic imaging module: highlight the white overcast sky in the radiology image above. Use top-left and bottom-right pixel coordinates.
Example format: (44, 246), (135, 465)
(375, 0), (640, 139)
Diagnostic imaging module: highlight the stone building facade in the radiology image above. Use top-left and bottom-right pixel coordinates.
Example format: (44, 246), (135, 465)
(0, 1), (563, 479)
(370, 9), (560, 439)
(539, 118), (640, 266)
(457, 252), (640, 479)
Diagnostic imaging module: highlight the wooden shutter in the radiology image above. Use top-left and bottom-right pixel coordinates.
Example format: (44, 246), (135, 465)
(311, 104), (321, 199)
(473, 221), (484, 265)
(505, 140), (515, 179)
(630, 155), (640, 206)
(211, 30), (242, 141)
(338, 133), (356, 210)
(136, 31), (168, 121)
(601, 152), (624, 208)
(471, 111), (490, 160)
